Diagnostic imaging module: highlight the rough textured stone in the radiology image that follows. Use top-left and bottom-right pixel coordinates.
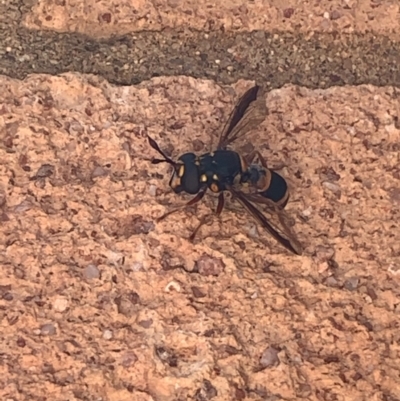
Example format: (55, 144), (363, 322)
(0, 73), (399, 400)
(22, 0), (400, 39)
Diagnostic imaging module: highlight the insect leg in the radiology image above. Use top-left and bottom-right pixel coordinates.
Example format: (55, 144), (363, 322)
(244, 150), (287, 171)
(215, 192), (225, 216)
(244, 150), (268, 168)
(157, 189), (206, 222)
(189, 192), (225, 241)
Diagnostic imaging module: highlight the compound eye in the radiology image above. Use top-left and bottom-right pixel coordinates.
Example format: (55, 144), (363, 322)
(181, 163), (199, 194)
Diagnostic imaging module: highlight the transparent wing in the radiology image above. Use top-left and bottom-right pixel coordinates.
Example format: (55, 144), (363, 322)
(228, 186), (303, 255)
(217, 85), (267, 150)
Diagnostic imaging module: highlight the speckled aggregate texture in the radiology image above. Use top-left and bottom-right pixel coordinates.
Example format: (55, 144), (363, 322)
(2, 1), (400, 89)
(0, 73), (399, 400)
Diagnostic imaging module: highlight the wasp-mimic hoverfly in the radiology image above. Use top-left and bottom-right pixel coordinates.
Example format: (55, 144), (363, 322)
(147, 85), (303, 255)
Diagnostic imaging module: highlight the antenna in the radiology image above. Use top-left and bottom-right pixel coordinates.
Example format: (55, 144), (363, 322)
(147, 135), (177, 167)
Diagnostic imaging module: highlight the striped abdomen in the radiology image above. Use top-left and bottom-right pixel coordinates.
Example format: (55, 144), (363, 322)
(240, 165), (289, 207)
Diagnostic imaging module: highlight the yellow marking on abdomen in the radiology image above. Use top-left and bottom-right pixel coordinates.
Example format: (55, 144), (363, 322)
(257, 169), (272, 192)
(239, 155), (248, 172)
